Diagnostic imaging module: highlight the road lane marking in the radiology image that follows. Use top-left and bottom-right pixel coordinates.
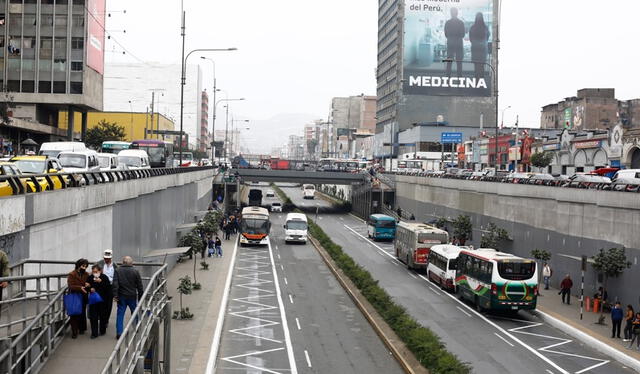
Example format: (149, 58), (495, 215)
(416, 274), (442, 295)
(222, 348), (286, 374)
(546, 370), (554, 374)
(296, 318), (301, 330)
(280, 264), (284, 271)
(456, 306), (472, 317)
(288, 294), (294, 304)
(494, 333), (514, 347)
(284, 277), (288, 285)
(304, 350), (312, 368)
(277, 253), (281, 259)
(390, 260), (400, 266)
(409, 273), (418, 279)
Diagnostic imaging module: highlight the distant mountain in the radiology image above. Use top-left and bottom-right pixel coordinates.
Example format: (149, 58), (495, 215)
(240, 113), (323, 154)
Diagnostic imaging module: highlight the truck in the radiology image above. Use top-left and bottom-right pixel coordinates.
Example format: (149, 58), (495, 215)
(269, 158), (290, 170)
(248, 189), (263, 206)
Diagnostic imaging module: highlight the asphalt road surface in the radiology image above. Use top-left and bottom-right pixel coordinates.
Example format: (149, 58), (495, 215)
(215, 188), (404, 373)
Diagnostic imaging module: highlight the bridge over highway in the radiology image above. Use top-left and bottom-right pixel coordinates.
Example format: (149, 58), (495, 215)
(233, 169), (368, 185)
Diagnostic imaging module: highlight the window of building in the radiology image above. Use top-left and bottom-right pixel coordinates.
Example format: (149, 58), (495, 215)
(22, 59), (35, 71)
(54, 15), (67, 27)
(22, 80), (35, 93)
(73, 0), (85, 5)
(70, 81), (82, 94)
(72, 15), (84, 27)
(23, 14), (36, 26)
(54, 37), (66, 51)
(56, 0), (69, 4)
(71, 60), (82, 71)
(9, 14), (21, 28)
(22, 37), (35, 49)
(41, 15), (53, 26)
(7, 80), (20, 92)
(71, 37), (83, 49)
(40, 37), (53, 49)
(53, 81), (66, 93)
(39, 60), (52, 72)
(53, 58), (66, 72)
(39, 80), (52, 93)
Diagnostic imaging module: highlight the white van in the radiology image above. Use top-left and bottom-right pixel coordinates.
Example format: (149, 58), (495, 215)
(283, 213), (308, 244)
(118, 150), (151, 170)
(612, 169), (640, 180)
(97, 153), (120, 171)
(302, 184), (315, 199)
(39, 142), (87, 158)
(57, 150), (101, 173)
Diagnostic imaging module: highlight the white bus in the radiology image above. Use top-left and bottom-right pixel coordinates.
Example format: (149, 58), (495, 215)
(456, 248), (538, 312)
(427, 245), (464, 292)
(283, 213), (308, 243)
(302, 184), (315, 199)
(395, 222), (449, 271)
(240, 207), (271, 246)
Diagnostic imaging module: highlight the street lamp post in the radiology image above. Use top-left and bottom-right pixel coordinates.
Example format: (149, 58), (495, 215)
(200, 56), (219, 161)
(215, 97), (245, 163)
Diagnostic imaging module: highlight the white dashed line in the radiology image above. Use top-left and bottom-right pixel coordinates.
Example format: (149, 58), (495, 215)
(277, 253), (281, 260)
(494, 333), (515, 347)
(546, 370), (554, 374)
(296, 318), (301, 330)
(288, 294), (294, 304)
(280, 264), (284, 271)
(304, 350), (312, 368)
(284, 277), (288, 285)
(456, 306), (472, 318)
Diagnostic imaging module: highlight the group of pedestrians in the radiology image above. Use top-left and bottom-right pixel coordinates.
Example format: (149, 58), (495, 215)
(206, 235), (223, 258)
(221, 213), (240, 241)
(66, 250), (143, 340)
(610, 302), (640, 349)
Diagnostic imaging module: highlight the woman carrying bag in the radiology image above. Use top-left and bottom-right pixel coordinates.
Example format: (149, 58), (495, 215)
(66, 259), (90, 339)
(88, 264), (111, 338)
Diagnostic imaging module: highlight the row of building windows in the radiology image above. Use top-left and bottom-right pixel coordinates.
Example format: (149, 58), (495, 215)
(1, 79), (82, 93)
(2, 36), (83, 49)
(6, 0), (86, 5)
(2, 14), (84, 28)
(1, 58), (82, 71)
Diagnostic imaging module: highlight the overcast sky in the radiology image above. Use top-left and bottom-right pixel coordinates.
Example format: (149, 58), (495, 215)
(104, 0), (640, 152)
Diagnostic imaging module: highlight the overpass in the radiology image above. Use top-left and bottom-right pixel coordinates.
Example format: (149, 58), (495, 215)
(233, 168), (368, 185)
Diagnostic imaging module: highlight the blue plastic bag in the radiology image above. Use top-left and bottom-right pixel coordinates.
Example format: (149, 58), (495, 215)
(64, 293), (83, 316)
(88, 291), (104, 305)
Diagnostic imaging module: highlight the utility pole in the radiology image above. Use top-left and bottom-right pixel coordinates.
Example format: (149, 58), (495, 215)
(178, 2), (186, 165)
(150, 91), (155, 139)
(224, 104), (229, 161)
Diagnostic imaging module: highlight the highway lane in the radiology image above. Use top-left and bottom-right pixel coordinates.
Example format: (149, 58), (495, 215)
(215, 186), (404, 373)
(281, 186), (634, 374)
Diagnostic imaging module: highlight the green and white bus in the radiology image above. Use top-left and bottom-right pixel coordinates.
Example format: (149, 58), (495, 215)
(456, 249), (538, 312)
(101, 141), (131, 154)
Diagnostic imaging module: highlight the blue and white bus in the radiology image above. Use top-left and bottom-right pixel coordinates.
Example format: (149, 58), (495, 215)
(367, 214), (397, 241)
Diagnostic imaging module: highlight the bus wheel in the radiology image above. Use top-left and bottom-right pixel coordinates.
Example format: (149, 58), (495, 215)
(406, 255), (412, 270)
(475, 296), (484, 313)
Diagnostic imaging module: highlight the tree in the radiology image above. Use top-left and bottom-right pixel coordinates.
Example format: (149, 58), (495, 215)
(480, 222), (510, 249)
(531, 249), (552, 292)
(530, 152), (554, 170)
(84, 120), (126, 149)
(173, 276), (194, 320)
(452, 215), (472, 245)
(591, 247), (631, 324)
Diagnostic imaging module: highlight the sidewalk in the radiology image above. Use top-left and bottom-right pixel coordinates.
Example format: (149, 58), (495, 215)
(40, 236), (236, 374)
(536, 286), (640, 367)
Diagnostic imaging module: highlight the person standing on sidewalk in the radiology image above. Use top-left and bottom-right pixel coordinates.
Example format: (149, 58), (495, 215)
(560, 274), (573, 304)
(624, 305), (635, 342)
(102, 249), (117, 328)
(629, 312), (640, 349)
(215, 236), (223, 257)
(611, 301), (624, 339)
(112, 256), (144, 339)
(0, 250), (9, 316)
(67, 259), (90, 339)
(542, 263), (552, 290)
(88, 264), (111, 338)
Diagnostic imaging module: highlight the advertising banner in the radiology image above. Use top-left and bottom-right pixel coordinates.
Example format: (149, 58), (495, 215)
(403, 0), (494, 96)
(87, 0), (106, 75)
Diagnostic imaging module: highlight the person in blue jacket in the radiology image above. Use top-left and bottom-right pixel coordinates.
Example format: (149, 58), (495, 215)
(611, 301), (624, 339)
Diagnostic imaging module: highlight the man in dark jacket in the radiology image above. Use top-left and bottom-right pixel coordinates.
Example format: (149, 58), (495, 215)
(560, 274), (573, 304)
(611, 302), (624, 339)
(112, 256), (144, 339)
(444, 7), (466, 77)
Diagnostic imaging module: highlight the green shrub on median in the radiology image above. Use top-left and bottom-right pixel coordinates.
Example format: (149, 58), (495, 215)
(306, 217), (470, 374)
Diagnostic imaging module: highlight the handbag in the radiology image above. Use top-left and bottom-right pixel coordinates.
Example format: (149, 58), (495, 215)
(88, 291), (104, 305)
(64, 292), (83, 316)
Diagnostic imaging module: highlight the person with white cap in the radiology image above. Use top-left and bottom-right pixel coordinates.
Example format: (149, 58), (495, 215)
(102, 249), (117, 327)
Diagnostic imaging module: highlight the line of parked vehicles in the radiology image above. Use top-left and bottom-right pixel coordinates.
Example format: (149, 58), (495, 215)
(393, 166), (640, 192)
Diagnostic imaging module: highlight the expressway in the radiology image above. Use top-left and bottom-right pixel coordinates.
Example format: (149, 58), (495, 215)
(214, 184), (404, 374)
(280, 186), (634, 374)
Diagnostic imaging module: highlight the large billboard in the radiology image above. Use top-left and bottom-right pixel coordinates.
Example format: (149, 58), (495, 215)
(403, 0), (494, 97)
(87, 0), (106, 75)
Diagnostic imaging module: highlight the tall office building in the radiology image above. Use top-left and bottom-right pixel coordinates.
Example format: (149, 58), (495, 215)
(330, 95), (376, 158)
(0, 0), (105, 153)
(199, 89), (208, 152)
(375, 0), (499, 159)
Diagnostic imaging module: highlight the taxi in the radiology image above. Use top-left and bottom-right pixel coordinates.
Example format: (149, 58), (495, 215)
(9, 155), (68, 191)
(0, 162), (29, 196)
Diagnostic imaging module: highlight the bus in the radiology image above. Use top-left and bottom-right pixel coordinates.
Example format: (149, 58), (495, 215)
(427, 244), (465, 291)
(456, 248), (538, 312)
(367, 214), (396, 241)
(240, 207), (271, 246)
(284, 212), (308, 244)
(101, 141), (131, 154)
(395, 222), (449, 270)
(302, 184), (315, 199)
(130, 140), (174, 168)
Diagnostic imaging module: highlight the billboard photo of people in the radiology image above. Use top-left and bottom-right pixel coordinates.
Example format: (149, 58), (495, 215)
(403, 0), (494, 97)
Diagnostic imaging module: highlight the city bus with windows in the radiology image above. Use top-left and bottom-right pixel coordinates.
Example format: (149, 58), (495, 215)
(427, 244), (465, 291)
(101, 141), (131, 154)
(302, 184), (315, 199)
(367, 214), (396, 241)
(130, 140), (174, 168)
(395, 222), (449, 271)
(239, 207), (271, 246)
(456, 248), (538, 312)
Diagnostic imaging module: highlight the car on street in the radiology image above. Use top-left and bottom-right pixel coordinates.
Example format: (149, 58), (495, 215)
(265, 189), (275, 197)
(0, 162), (30, 196)
(270, 202), (282, 212)
(9, 155), (68, 191)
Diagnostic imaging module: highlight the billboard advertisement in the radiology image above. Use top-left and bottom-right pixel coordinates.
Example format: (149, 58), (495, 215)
(87, 0), (106, 75)
(403, 0), (494, 97)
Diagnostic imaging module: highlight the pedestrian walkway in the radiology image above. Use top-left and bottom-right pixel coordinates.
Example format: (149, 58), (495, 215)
(537, 286), (640, 362)
(40, 236), (236, 374)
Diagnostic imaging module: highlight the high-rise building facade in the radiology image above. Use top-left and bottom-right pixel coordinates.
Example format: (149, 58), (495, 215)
(329, 95), (376, 158)
(0, 0), (105, 154)
(199, 89), (209, 152)
(375, 0), (499, 159)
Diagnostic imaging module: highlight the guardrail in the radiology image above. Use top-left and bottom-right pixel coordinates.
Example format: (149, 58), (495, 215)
(0, 260), (166, 374)
(0, 166), (215, 196)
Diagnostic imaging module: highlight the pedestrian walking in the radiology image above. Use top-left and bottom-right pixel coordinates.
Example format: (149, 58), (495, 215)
(559, 274), (573, 304)
(112, 256), (143, 339)
(67, 258), (90, 338)
(207, 236), (215, 257)
(628, 312), (640, 349)
(102, 249), (117, 325)
(88, 264), (111, 338)
(624, 305), (635, 342)
(1, 250), (10, 318)
(611, 301), (624, 339)
(224, 221), (232, 240)
(215, 236), (223, 257)
(542, 262), (552, 290)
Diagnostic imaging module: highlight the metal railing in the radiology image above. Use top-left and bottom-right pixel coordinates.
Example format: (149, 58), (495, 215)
(0, 166), (215, 196)
(0, 260), (167, 374)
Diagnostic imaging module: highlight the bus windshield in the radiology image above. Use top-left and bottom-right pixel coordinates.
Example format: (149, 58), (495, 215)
(376, 220), (396, 228)
(497, 261), (536, 280)
(242, 219), (269, 234)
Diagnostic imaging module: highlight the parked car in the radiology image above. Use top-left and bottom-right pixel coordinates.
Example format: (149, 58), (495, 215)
(117, 150), (151, 170)
(529, 173), (557, 186)
(608, 177), (640, 192)
(563, 174), (611, 189)
(504, 172), (534, 184)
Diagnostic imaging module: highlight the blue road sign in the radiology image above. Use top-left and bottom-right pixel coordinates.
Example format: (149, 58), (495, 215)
(441, 132), (463, 144)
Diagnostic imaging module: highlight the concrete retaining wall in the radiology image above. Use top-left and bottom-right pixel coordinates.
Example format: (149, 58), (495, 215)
(0, 170), (214, 268)
(395, 176), (640, 305)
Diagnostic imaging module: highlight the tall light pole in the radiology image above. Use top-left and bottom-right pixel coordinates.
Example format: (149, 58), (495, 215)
(200, 56), (219, 161)
(215, 97), (245, 162)
(179, 47), (236, 165)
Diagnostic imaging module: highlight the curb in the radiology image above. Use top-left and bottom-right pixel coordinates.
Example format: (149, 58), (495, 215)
(308, 235), (428, 374)
(535, 307), (640, 372)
